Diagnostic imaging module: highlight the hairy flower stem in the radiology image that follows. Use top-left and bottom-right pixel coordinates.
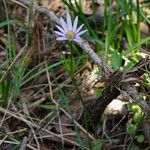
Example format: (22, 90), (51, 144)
(69, 42), (85, 107)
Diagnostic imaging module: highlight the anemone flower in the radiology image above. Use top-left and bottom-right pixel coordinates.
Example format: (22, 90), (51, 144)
(55, 13), (87, 44)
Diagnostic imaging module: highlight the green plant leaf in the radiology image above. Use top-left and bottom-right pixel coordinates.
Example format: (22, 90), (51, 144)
(94, 89), (103, 97)
(136, 135), (145, 143)
(127, 124), (137, 135)
(0, 19), (24, 28)
(21, 61), (62, 86)
(38, 104), (56, 110)
(94, 139), (103, 150)
(111, 51), (122, 70)
(129, 145), (140, 150)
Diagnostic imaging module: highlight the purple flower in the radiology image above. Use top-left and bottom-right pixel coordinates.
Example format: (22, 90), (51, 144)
(55, 13), (87, 44)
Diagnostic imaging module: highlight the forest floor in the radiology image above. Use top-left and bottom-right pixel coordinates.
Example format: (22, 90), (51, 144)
(0, 0), (150, 150)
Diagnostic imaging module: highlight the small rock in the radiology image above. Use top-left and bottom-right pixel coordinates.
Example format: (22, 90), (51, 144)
(104, 99), (127, 116)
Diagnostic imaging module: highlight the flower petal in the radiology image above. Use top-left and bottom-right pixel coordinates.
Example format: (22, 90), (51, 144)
(73, 36), (82, 45)
(56, 25), (66, 34)
(67, 13), (72, 31)
(76, 30), (87, 36)
(56, 37), (67, 41)
(75, 24), (84, 34)
(60, 17), (68, 32)
(72, 16), (78, 32)
(55, 31), (65, 37)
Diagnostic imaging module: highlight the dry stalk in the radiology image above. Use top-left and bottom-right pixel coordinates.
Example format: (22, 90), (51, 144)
(10, 0), (28, 8)
(122, 83), (150, 118)
(28, 124), (40, 150)
(0, 135), (8, 146)
(19, 136), (28, 150)
(45, 61), (65, 149)
(45, 61), (95, 142)
(0, 140), (37, 150)
(18, 0), (60, 24)
(0, 106), (89, 149)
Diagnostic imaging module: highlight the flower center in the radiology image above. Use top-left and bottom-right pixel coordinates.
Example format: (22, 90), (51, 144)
(66, 31), (75, 40)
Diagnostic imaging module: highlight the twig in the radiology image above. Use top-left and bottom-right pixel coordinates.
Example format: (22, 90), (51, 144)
(18, 0), (60, 24)
(28, 124), (40, 150)
(110, 115), (126, 133)
(102, 116), (112, 143)
(79, 40), (113, 74)
(122, 83), (150, 118)
(0, 106), (89, 149)
(45, 61), (65, 149)
(37, 133), (76, 138)
(45, 61), (95, 141)
(19, 136), (28, 150)
(10, 0), (28, 8)
(0, 140), (37, 150)
(0, 135), (8, 146)
(7, 128), (27, 135)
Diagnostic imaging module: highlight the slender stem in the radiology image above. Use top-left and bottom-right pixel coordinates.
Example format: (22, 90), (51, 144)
(71, 76), (85, 108)
(71, 76), (93, 149)
(69, 42), (94, 148)
(69, 41), (85, 108)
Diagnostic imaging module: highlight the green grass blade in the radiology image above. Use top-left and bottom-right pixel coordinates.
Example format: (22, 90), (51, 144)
(21, 61), (62, 86)
(0, 19), (24, 28)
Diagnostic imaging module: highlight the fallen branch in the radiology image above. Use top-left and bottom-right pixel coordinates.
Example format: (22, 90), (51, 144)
(122, 83), (150, 118)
